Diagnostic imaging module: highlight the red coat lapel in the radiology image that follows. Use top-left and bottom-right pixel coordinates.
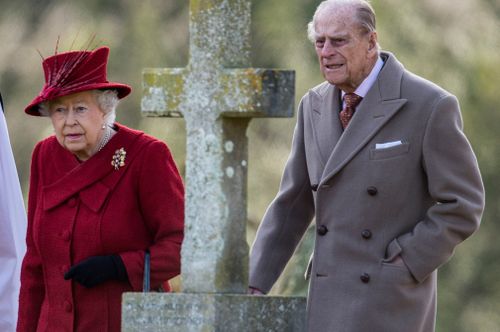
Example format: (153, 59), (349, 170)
(42, 124), (148, 212)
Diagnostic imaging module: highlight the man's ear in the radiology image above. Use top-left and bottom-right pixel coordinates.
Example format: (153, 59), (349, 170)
(367, 31), (378, 54)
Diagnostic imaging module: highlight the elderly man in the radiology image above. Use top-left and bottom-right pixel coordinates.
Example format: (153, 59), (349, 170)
(249, 0), (485, 331)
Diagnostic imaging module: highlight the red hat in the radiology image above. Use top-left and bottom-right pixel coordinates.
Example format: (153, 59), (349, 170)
(25, 46), (132, 116)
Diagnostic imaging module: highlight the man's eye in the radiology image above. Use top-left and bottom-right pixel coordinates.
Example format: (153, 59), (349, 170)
(332, 39), (347, 46)
(315, 40), (325, 47)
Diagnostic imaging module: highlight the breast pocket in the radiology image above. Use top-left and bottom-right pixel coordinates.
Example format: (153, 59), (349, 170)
(369, 142), (410, 160)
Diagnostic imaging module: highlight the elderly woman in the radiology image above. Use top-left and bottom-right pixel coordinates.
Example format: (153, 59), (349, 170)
(17, 46), (184, 332)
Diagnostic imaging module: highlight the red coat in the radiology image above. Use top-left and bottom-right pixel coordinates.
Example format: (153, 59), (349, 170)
(17, 124), (184, 332)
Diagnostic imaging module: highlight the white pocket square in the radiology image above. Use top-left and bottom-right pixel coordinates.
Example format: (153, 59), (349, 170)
(375, 140), (403, 149)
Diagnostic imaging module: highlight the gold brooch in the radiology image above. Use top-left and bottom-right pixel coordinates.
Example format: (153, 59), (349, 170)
(111, 148), (126, 170)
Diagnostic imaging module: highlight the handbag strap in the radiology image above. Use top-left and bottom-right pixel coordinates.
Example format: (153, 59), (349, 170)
(143, 250), (150, 292)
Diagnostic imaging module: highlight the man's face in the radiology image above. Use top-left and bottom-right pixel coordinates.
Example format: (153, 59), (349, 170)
(313, 7), (377, 92)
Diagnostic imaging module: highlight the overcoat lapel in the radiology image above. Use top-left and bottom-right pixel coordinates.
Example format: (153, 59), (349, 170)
(319, 52), (408, 186)
(309, 84), (343, 167)
(43, 124), (146, 212)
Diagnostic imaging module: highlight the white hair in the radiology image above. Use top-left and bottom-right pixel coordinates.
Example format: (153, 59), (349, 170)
(95, 90), (119, 126)
(38, 89), (119, 126)
(307, 0), (378, 44)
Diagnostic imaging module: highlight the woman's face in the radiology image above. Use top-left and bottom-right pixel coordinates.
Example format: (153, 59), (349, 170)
(48, 91), (105, 161)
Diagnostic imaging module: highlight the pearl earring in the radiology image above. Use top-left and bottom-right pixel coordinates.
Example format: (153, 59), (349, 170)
(102, 124), (106, 129)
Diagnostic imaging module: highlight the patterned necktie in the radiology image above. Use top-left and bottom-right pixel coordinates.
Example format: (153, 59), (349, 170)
(339, 93), (363, 129)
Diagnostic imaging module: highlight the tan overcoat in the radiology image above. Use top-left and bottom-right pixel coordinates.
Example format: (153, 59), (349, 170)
(249, 52), (485, 332)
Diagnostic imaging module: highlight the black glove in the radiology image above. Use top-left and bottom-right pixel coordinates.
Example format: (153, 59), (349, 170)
(64, 255), (128, 288)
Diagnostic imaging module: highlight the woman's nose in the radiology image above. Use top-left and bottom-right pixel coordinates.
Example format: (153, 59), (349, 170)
(65, 109), (77, 125)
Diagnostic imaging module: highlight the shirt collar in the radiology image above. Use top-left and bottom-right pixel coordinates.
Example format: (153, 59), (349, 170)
(341, 56), (384, 100)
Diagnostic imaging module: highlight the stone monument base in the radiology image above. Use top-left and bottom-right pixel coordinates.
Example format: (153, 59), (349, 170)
(122, 293), (306, 332)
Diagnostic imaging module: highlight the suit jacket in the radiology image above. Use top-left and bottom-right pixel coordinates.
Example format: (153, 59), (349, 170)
(17, 124), (184, 332)
(249, 52), (484, 332)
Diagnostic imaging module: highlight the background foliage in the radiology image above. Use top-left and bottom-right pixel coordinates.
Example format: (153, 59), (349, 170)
(1, 1), (498, 331)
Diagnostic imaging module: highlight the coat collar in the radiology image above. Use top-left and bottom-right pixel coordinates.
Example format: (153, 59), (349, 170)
(308, 82), (343, 167)
(43, 123), (145, 211)
(311, 52), (408, 186)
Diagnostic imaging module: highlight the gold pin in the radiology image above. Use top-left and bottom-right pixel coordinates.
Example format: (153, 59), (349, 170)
(111, 148), (126, 170)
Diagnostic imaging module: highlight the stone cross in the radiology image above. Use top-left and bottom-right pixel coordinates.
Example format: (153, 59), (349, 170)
(141, 0), (294, 294)
(122, 2), (305, 330)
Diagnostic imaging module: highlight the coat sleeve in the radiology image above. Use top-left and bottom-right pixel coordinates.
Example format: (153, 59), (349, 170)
(249, 97), (315, 293)
(17, 142), (45, 331)
(397, 94), (485, 283)
(119, 140), (184, 291)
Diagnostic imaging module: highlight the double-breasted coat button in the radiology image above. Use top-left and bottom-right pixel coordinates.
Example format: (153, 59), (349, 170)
(317, 225), (328, 236)
(360, 273), (370, 283)
(311, 184), (319, 192)
(63, 300), (73, 312)
(61, 230), (71, 242)
(361, 229), (372, 239)
(367, 186), (378, 196)
(67, 197), (77, 207)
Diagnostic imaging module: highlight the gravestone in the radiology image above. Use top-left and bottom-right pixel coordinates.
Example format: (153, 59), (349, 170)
(122, 0), (306, 330)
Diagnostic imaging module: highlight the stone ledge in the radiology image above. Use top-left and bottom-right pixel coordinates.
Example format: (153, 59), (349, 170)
(122, 293), (306, 332)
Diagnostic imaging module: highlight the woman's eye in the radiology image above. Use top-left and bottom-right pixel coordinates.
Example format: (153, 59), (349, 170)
(76, 106), (87, 113)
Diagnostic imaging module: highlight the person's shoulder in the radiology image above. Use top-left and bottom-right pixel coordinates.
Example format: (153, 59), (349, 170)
(115, 124), (173, 162)
(298, 81), (332, 108)
(382, 51), (453, 99)
(114, 123), (155, 147)
(34, 135), (57, 151)
(140, 132), (170, 153)
(308, 81), (332, 98)
(31, 135), (58, 162)
(115, 123), (144, 139)
(116, 123), (161, 143)
(122, 124), (170, 153)
(137, 136), (175, 170)
(402, 70), (452, 98)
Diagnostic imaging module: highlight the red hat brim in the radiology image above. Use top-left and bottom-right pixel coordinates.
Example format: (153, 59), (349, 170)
(24, 83), (131, 116)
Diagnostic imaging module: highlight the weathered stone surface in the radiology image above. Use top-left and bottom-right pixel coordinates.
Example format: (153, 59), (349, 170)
(122, 293), (306, 332)
(124, 0), (304, 330)
(142, 69), (295, 118)
(139, 0), (295, 294)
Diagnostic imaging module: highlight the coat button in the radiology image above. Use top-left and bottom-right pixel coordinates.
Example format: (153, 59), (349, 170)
(67, 197), (76, 207)
(317, 225), (328, 236)
(360, 273), (370, 283)
(63, 300), (73, 312)
(61, 230), (71, 242)
(311, 184), (319, 192)
(361, 229), (372, 239)
(367, 186), (378, 196)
